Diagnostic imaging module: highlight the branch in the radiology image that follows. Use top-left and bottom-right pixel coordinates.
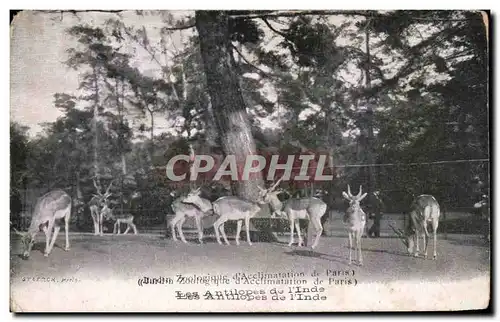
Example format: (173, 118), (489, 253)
(120, 26), (180, 102)
(162, 24), (195, 31)
(229, 10), (478, 21)
(230, 44), (279, 79)
(229, 10), (383, 20)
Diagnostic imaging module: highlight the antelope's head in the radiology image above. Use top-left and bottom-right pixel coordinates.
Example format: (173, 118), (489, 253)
(181, 186), (203, 206)
(12, 226), (34, 259)
(342, 185), (367, 211)
(389, 220), (416, 255)
(257, 176), (286, 212)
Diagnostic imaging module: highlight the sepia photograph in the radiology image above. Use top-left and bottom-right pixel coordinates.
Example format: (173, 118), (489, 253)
(9, 9), (490, 312)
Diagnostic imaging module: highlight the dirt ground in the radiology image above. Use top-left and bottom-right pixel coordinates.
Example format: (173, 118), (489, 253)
(10, 232), (490, 282)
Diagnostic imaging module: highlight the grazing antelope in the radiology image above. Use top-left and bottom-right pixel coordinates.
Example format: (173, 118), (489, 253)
(390, 194), (441, 259)
(342, 185), (367, 266)
(257, 177), (327, 249)
(89, 178), (114, 236)
(101, 203), (138, 235)
(12, 190), (72, 259)
(170, 188), (213, 244)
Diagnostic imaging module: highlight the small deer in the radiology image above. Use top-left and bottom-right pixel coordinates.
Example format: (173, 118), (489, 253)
(101, 203), (138, 235)
(390, 194), (440, 259)
(342, 185), (367, 266)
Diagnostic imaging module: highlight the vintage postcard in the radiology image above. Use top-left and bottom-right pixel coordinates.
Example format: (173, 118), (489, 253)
(10, 9), (490, 312)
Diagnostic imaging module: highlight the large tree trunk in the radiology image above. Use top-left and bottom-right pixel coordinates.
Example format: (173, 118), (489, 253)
(195, 11), (266, 204)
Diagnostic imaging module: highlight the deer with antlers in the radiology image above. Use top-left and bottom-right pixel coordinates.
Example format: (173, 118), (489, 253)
(169, 187), (214, 244)
(342, 185), (367, 266)
(12, 190), (72, 259)
(390, 194), (441, 259)
(89, 178), (114, 236)
(257, 176), (327, 249)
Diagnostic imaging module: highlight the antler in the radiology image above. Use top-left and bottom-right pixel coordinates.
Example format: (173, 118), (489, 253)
(268, 175), (284, 193)
(389, 224), (403, 238)
(11, 225), (24, 236)
(347, 184), (353, 197)
(257, 185), (267, 193)
(357, 185), (363, 197)
(103, 180), (114, 198)
(93, 177), (103, 196)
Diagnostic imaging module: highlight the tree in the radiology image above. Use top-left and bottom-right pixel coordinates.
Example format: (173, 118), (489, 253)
(195, 11), (266, 203)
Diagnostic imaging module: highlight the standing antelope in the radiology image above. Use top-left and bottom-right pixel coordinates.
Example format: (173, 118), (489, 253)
(101, 202), (138, 235)
(182, 180), (288, 246)
(12, 190), (72, 259)
(170, 188), (213, 244)
(182, 192), (257, 246)
(89, 178), (114, 236)
(390, 194), (441, 259)
(257, 177), (327, 249)
(342, 185), (367, 266)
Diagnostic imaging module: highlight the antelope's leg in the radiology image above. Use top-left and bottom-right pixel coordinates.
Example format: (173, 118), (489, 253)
(130, 222), (138, 235)
(244, 216), (253, 246)
(98, 212), (104, 236)
(177, 217), (188, 243)
(432, 220), (439, 260)
(219, 222), (230, 245)
(113, 221), (118, 234)
(117, 220), (122, 234)
(47, 225), (61, 255)
(423, 233), (429, 259)
(91, 209), (99, 235)
(171, 214), (181, 241)
(357, 231), (363, 266)
(235, 220), (243, 246)
(43, 220), (55, 256)
(295, 219), (303, 247)
(64, 207), (71, 251)
(414, 230), (420, 257)
(311, 216), (323, 249)
(348, 231), (352, 265)
(213, 217), (224, 245)
(123, 224), (131, 235)
(288, 217), (295, 246)
(194, 215), (203, 244)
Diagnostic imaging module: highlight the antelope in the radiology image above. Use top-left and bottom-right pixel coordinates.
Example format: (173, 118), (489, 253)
(181, 180), (288, 246)
(169, 188), (213, 244)
(257, 177), (327, 249)
(12, 190), (72, 259)
(181, 192), (254, 246)
(101, 203), (138, 235)
(89, 178), (114, 236)
(390, 194), (441, 259)
(342, 185), (367, 266)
